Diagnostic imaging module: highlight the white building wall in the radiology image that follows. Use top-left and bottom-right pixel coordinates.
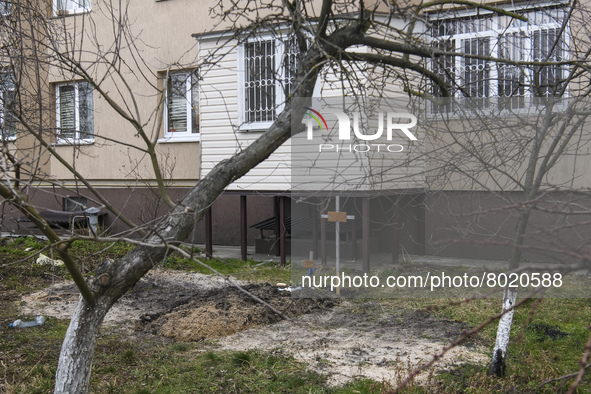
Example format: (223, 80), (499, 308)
(198, 31), (425, 193)
(199, 36), (292, 191)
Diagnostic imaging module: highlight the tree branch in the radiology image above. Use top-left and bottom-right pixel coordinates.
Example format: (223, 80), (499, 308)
(344, 51), (450, 96)
(316, 0), (332, 38)
(0, 184), (95, 305)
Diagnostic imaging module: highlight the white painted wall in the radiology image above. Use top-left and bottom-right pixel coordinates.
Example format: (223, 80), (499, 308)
(198, 31), (425, 192)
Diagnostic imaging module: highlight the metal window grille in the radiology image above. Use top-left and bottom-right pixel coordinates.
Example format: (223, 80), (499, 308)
(431, 7), (566, 113)
(462, 37), (491, 108)
(244, 36), (298, 125)
(498, 32), (527, 110)
(245, 40), (276, 123)
(432, 40), (455, 113)
(533, 28), (566, 98)
(0, 71), (15, 139)
(282, 37), (298, 98)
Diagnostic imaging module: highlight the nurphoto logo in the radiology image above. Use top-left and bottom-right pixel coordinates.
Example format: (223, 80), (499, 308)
(302, 107), (418, 153)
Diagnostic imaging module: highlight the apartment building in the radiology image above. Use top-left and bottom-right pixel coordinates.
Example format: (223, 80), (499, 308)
(0, 0), (255, 244)
(0, 0), (588, 265)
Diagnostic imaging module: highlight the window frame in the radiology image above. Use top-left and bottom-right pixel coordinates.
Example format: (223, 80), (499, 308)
(55, 81), (94, 145)
(53, 0), (91, 16)
(431, 5), (569, 113)
(0, 1), (12, 16)
(238, 33), (298, 131)
(0, 71), (16, 141)
(160, 70), (200, 143)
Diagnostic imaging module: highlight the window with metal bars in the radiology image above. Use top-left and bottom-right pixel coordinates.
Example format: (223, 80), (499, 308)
(431, 6), (567, 112)
(55, 81), (94, 143)
(242, 36), (298, 129)
(498, 31), (527, 110)
(462, 37), (491, 109)
(244, 40), (276, 124)
(432, 40), (455, 113)
(533, 28), (566, 99)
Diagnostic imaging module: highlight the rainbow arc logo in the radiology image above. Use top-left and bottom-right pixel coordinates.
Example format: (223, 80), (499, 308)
(303, 107), (328, 131)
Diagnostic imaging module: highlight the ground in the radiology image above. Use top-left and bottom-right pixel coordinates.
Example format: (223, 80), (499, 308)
(1, 238), (590, 392)
(16, 269), (486, 387)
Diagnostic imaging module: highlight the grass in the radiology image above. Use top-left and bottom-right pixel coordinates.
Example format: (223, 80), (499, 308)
(162, 252), (291, 284)
(0, 315), (389, 393)
(1, 237), (590, 392)
(0, 237), (290, 291)
(371, 297), (591, 393)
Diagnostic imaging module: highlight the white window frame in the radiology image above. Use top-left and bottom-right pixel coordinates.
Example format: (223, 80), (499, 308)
(53, 0), (91, 16)
(160, 70), (200, 143)
(0, 1), (12, 16)
(238, 33), (297, 131)
(55, 81), (94, 145)
(432, 4), (568, 112)
(0, 71), (16, 141)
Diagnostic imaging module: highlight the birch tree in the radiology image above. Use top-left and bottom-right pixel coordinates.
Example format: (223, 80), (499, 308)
(425, 1), (591, 375)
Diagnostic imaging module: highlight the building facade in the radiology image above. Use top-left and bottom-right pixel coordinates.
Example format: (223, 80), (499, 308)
(1, 0), (589, 265)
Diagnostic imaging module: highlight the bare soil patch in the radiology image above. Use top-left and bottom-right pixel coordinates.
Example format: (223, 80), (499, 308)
(137, 283), (337, 341)
(18, 269), (486, 387)
(214, 302), (487, 386)
(19, 269), (233, 327)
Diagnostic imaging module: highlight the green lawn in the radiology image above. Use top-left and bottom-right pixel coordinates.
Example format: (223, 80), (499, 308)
(0, 237), (589, 393)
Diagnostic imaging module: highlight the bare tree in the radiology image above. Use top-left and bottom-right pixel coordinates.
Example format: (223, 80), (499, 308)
(424, 1), (591, 375)
(425, 94), (591, 377)
(0, 0), (590, 392)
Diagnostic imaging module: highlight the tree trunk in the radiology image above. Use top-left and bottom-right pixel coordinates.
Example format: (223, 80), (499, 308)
(490, 210), (530, 376)
(490, 286), (518, 376)
(54, 297), (110, 393)
(49, 27), (351, 393)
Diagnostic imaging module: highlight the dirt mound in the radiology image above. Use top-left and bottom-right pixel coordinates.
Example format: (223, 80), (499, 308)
(137, 283), (338, 341)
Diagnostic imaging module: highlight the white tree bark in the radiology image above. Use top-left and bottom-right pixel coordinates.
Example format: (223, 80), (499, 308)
(490, 287), (518, 376)
(54, 297), (110, 393)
